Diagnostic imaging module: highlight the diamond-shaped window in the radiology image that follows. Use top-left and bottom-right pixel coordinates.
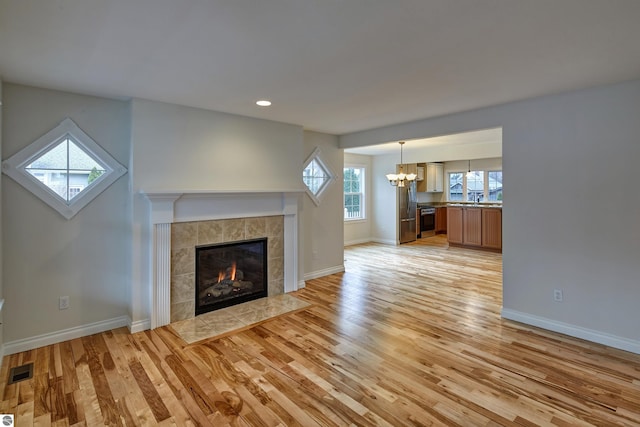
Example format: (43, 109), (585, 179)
(2, 118), (127, 219)
(303, 147), (336, 205)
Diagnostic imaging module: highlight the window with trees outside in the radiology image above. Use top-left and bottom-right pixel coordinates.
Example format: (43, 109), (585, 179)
(1, 118), (127, 219)
(344, 166), (365, 220)
(448, 170), (502, 203)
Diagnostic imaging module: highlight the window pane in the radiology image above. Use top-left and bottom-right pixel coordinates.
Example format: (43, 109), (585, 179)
(26, 139), (68, 170)
(69, 139), (104, 172)
(23, 138), (108, 203)
(303, 159), (330, 196)
(466, 171), (484, 202)
(344, 166), (365, 220)
(488, 171), (503, 201)
(449, 172), (463, 201)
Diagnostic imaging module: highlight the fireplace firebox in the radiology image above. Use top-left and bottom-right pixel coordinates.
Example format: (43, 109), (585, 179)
(195, 238), (268, 315)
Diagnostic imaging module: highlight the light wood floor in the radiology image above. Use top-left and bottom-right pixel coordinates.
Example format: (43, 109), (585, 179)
(2, 235), (640, 426)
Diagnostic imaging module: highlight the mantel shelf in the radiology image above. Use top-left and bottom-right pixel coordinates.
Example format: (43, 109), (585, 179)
(140, 189), (305, 197)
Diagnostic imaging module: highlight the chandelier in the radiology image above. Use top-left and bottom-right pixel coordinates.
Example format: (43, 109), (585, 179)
(385, 141), (416, 187)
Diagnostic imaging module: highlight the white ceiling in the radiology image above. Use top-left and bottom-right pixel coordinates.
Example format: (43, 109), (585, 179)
(344, 127), (502, 156)
(1, 1), (639, 136)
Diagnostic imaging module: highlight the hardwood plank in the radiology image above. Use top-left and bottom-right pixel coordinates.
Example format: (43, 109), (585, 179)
(2, 236), (640, 426)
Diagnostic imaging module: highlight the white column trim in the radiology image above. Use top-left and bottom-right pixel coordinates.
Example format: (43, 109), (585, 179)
(152, 223), (172, 329)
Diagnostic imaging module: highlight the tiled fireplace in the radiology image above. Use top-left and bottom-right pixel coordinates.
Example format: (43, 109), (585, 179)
(143, 191), (301, 329)
(171, 215), (284, 322)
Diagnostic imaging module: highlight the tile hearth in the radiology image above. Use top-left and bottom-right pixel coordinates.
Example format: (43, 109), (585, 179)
(169, 294), (310, 344)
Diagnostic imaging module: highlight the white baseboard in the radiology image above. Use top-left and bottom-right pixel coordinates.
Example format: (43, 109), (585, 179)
(502, 308), (640, 355)
(344, 238), (373, 246)
(370, 238), (397, 246)
(344, 237), (397, 246)
(128, 317), (151, 334)
(4, 315), (130, 355)
(304, 265), (345, 281)
(297, 280), (306, 289)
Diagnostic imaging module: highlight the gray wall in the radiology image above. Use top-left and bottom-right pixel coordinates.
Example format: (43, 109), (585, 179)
(341, 79), (640, 352)
(0, 80), (4, 358)
(302, 131), (344, 278)
(1, 83), (132, 343)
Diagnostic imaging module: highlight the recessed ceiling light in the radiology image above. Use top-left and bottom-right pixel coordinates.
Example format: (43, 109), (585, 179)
(256, 100), (272, 107)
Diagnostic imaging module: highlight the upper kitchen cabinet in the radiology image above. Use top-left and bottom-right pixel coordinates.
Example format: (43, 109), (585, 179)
(416, 163), (426, 192)
(424, 163), (444, 192)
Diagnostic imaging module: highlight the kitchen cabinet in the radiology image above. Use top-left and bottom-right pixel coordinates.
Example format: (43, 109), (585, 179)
(463, 208), (482, 246)
(482, 208), (502, 250)
(447, 206), (502, 252)
(447, 207), (463, 244)
(425, 163), (444, 192)
(416, 163), (426, 192)
(435, 207), (447, 234)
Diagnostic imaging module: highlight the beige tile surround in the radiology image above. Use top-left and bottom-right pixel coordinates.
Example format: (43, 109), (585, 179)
(170, 215), (285, 322)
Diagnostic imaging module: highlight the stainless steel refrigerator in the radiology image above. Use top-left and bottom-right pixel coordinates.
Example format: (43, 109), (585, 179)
(398, 181), (417, 243)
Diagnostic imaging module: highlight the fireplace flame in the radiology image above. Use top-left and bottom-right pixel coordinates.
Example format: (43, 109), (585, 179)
(216, 261), (238, 283)
(230, 261), (237, 281)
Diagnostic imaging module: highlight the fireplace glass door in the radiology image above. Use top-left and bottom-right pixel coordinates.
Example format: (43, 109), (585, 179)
(195, 238), (268, 315)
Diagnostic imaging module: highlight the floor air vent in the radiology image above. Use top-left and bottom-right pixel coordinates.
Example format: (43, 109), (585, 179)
(8, 363), (33, 384)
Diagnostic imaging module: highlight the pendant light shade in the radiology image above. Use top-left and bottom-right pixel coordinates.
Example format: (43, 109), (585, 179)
(386, 141), (417, 187)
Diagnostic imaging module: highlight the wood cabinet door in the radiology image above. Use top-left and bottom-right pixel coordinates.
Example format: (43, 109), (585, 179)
(436, 207), (447, 232)
(447, 207), (463, 244)
(482, 208), (502, 249)
(416, 164), (427, 192)
(463, 208), (482, 246)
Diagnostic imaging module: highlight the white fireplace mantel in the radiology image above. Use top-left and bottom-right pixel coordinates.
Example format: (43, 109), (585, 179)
(142, 189), (303, 329)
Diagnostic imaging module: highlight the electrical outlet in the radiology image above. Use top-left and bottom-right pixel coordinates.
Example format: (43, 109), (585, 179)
(553, 289), (563, 302)
(59, 296), (70, 310)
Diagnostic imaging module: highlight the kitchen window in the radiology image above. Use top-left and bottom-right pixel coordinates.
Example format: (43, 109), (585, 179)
(448, 170), (502, 202)
(466, 171), (484, 202)
(448, 172), (464, 201)
(344, 166), (365, 220)
(488, 171), (503, 201)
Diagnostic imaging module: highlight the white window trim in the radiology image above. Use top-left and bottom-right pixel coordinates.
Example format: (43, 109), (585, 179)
(303, 147), (336, 206)
(344, 163), (366, 221)
(2, 118), (127, 219)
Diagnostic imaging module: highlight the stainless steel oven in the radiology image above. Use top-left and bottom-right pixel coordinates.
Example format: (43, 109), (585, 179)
(420, 207), (436, 237)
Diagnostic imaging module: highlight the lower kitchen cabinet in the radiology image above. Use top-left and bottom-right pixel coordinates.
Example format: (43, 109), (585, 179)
(463, 208), (482, 246)
(435, 207), (447, 234)
(482, 208), (502, 250)
(447, 206), (502, 252)
(446, 207), (463, 244)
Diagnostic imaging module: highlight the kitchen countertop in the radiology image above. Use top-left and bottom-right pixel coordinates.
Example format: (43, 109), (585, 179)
(435, 203), (502, 209)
